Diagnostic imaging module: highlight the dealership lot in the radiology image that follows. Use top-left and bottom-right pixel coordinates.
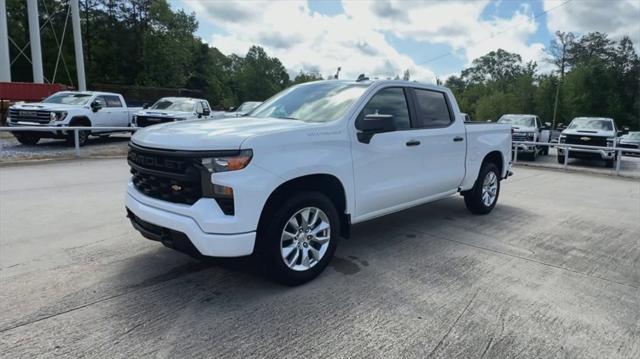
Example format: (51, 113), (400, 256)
(0, 159), (639, 358)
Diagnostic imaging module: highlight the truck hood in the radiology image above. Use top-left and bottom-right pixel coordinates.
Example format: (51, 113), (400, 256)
(131, 117), (312, 150)
(10, 102), (83, 111)
(561, 128), (615, 138)
(135, 110), (194, 118)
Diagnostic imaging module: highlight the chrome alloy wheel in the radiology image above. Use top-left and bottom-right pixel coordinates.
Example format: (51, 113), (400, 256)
(482, 171), (498, 206)
(280, 207), (331, 271)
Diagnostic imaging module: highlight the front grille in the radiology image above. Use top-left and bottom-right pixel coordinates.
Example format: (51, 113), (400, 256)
(512, 134), (529, 141)
(565, 134), (608, 147)
(9, 109), (51, 123)
(136, 116), (176, 127)
(128, 144), (203, 205)
(617, 143), (638, 149)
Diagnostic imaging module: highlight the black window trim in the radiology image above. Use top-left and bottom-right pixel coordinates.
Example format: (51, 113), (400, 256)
(407, 87), (455, 129)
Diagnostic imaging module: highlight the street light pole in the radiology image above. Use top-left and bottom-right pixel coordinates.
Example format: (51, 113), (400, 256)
(70, 0), (86, 90)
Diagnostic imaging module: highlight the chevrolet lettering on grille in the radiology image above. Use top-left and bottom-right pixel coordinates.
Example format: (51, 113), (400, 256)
(128, 152), (185, 171)
(580, 137), (591, 141)
(20, 111), (38, 117)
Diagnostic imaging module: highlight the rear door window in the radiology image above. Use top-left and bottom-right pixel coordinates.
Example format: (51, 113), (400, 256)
(104, 95), (123, 108)
(412, 89), (452, 128)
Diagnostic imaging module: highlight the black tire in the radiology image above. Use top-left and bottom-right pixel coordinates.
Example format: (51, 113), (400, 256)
(259, 192), (340, 286)
(530, 148), (538, 161)
(557, 154), (565, 164)
(605, 159), (614, 168)
(463, 162), (500, 215)
(14, 134), (40, 145)
(65, 129), (90, 146)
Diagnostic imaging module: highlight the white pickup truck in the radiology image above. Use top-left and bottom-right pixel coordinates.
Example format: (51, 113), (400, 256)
(7, 91), (141, 146)
(132, 97), (212, 127)
(497, 114), (551, 161)
(125, 80), (512, 285)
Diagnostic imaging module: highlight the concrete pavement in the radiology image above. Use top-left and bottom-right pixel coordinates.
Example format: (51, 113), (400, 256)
(1, 159), (639, 358)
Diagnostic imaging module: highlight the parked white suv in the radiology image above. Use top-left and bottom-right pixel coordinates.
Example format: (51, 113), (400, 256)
(7, 91), (140, 146)
(132, 97), (212, 127)
(125, 80), (512, 285)
(498, 114), (550, 161)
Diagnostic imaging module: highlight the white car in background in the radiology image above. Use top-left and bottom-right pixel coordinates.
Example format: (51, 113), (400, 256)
(133, 97), (212, 127)
(211, 101), (262, 119)
(498, 114), (550, 161)
(7, 91), (141, 146)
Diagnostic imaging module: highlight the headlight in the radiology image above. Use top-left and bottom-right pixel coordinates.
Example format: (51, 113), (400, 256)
(559, 134), (566, 143)
(606, 138), (615, 147)
(201, 149), (253, 173)
(526, 132), (535, 140)
(50, 111), (67, 121)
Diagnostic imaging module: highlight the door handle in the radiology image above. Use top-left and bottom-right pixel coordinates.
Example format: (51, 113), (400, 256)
(406, 140), (421, 146)
(453, 136), (464, 142)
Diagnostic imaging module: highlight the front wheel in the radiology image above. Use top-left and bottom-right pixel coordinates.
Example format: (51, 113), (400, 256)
(65, 129), (90, 147)
(605, 159), (615, 168)
(464, 162), (500, 215)
(14, 134), (40, 145)
(259, 192), (340, 286)
(557, 154), (565, 164)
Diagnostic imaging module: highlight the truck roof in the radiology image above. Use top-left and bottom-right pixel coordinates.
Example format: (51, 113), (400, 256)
(303, 79), (450, 93)
(56, 90), (122, 97)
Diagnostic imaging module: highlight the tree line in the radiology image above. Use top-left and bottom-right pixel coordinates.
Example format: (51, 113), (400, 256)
(446, 32), (639, 129)
(6, 0), (322, 108)
(6, 1), (639, 128)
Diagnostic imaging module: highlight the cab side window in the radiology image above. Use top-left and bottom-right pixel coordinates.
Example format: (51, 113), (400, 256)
(196, 102), (204, 114)
(93, 96), (107, 108)
(358, 87), (410, 130)
(104, 95), (123, 108)
(412, 89), (452, 128)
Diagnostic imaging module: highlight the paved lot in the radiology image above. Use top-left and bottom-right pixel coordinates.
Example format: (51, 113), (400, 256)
(1, 159), (639, 358)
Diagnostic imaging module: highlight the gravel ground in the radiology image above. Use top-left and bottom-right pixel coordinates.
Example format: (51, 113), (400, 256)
(0, 132), (131, 163)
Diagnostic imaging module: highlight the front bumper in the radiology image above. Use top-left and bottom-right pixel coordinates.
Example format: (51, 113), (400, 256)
(8, 120), (70, 137)
(126, 190), (255, 257)
(513, 143), (536, 153)
(558, 147), (616, 160)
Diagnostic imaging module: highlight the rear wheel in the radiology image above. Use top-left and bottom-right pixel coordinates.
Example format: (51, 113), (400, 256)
(464, 162), (500, 215)
(14, 134), (40, 145)
(259, 192), (339, 285)
(557, 154), (565, 164)
(65, 129), (90, 146)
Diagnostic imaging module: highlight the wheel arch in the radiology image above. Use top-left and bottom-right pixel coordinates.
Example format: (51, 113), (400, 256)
(69, 116), (92, 127)
(258, 173), (351, 239)
(482, 150), (504, 179)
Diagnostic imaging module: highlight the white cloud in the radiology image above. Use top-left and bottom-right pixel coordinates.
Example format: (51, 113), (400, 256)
(544, 0), (640, 44)
(183, 0), (552, 80)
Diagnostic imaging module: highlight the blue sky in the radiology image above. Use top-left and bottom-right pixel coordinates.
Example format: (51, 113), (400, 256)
(169, 0), (639, 81)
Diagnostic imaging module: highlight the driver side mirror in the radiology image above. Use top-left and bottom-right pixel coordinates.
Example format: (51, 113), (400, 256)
(356, 114), (396, 144)
(142, 103), (149, 109)
(90, 101), (102, 112)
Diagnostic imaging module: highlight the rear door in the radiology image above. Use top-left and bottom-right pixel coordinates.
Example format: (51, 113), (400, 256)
(350, 87), (431, 218)
(408, 87), (466, 194)
(104, 95), (129, 127)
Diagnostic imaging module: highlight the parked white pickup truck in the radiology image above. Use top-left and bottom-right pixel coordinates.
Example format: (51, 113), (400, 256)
(7, 91), (141, 146)
(557, 117), (622, 167)
(125, 80), (512, 285)
(132, 97), (212, 127)
(210, 101), (262, 119)
(498, 114), (550, 161)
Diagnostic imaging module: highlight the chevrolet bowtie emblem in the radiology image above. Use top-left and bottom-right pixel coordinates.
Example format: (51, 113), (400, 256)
(171, 184), (182, 191)
(580, 137), (591, 141)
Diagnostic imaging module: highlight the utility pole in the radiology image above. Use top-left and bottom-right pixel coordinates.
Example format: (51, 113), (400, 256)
(70, 0), (86, 90)
(26, 0), (44, 83)
(0, 0), (10, 81)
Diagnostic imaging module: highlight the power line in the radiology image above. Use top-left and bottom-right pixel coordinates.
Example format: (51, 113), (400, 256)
(417, 0), (574, 65)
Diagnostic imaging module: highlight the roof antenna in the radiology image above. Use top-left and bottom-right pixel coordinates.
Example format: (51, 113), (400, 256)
(334, 67), (341, 79)
(356, 73), (369, 82)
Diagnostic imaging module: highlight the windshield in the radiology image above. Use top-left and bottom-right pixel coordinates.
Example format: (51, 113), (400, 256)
(236, 102), (261, 113)
(497, 115), (534, 127)
(42, 92), (92, 105)
(568, 118), (613, 131)
(150, 98), (196, 112)
(249, 82), (368, 122)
